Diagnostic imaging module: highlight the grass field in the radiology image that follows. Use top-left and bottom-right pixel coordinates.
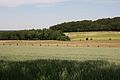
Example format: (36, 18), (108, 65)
(66, 31), (120, 41)
(0, 32), (120, 80)
(0, 45), (120, 63)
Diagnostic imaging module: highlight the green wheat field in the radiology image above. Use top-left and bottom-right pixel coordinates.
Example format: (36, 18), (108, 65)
(0, 45), (120, 63)
(0, 45), (120, 80)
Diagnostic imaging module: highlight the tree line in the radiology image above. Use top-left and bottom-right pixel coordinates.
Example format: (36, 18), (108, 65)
(0, 29), (70, 41)
(50, 17), (120, 32)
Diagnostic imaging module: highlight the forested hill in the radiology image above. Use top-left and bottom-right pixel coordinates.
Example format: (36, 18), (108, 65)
(50, 17), (120, 32)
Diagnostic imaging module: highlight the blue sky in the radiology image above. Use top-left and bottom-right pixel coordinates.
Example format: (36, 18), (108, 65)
(0, 0), (120, 30)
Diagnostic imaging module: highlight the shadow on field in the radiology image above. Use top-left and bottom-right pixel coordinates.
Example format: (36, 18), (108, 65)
(0, 60), (120, 80)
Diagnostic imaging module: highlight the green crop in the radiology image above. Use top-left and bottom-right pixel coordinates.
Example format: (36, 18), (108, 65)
(0, 60), (120, 80)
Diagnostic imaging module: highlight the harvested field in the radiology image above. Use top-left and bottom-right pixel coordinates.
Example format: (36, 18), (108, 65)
(66, 31), (120, 41)
(0, 40), (120, 48)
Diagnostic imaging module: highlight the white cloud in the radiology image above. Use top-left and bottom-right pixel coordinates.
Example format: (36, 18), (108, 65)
(82, 0), (120, 4)
(0, 0), (66, 7)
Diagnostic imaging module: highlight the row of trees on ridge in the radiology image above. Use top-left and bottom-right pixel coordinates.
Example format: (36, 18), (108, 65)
(50, 17), (120, 32)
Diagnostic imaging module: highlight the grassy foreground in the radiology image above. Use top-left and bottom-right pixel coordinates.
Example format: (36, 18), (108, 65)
(0, 60), (120, 80)
(0, 45), (120, 63)
(0, 45), (120, 80)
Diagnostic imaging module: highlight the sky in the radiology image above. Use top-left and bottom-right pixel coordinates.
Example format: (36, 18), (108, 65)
(0, 0), (120, 30)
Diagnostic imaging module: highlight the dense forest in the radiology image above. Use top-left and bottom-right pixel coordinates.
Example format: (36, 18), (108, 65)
(50, 17), (120, 32)
(0, 29), (70, 41)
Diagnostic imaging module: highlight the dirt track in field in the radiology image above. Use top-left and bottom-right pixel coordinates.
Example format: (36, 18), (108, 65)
(0, 40), (120, 48)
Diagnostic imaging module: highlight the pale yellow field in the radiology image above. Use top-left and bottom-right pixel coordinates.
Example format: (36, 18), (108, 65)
(0, 45), (120, 63)
(65, 31), (120, 41)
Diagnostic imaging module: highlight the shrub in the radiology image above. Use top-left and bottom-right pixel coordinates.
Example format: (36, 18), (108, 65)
(109, 38), (112, 40)
(86, 38), (89, 40)
(90, 38), (93, 40)
(57, 36), (70, 41)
